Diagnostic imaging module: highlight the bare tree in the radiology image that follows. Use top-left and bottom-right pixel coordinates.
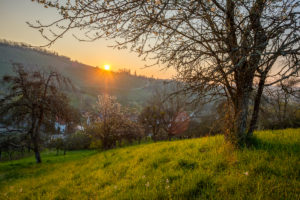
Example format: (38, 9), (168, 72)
(0, 63), (74, 163)
(30, 0), (300, 146)
(154, 85), (191, 140)
(139, 104), (164, 141)
(139, 84), (192, 141)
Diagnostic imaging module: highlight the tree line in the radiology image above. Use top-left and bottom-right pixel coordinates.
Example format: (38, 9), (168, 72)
(1, 65), (299, 163)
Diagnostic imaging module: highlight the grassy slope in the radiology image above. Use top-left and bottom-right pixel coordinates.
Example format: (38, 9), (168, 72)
(0, 129), (299, 200)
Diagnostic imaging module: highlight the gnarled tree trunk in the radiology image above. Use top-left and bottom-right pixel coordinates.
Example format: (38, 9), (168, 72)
(230, 71), (254, 147)
(232, 92), (251, 146)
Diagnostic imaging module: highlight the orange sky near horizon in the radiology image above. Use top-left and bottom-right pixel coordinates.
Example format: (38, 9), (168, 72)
(0, 0), (176, 79)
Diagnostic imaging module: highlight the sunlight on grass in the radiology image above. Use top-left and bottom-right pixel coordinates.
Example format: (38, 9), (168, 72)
(0, 129), (299, 199)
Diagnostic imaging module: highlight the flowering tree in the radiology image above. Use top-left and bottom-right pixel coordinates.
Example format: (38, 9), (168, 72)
(30, 0), (300, 146)
(87, 94), (143, 149)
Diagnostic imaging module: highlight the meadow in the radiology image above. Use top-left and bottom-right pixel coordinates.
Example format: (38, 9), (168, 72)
(0, 129), (299, 200)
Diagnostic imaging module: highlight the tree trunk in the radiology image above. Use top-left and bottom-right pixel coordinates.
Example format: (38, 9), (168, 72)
(152, 127), (158, 142)
(21, 147), (25, 157)
(9, 151), (13, 160)
(152, 135), (157, 142)
(34, 149), (42, 163)
(248, 76), (266, 137)
(232, 87), (251, 147)
(234, 103), (248, 145)
(33, 138), (41, 163)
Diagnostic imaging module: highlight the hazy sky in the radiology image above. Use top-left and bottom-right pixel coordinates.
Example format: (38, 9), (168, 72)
(0, 0), (175, 79)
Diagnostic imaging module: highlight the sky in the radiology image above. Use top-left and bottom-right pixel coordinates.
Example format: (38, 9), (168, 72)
(0, 0), (175, 79)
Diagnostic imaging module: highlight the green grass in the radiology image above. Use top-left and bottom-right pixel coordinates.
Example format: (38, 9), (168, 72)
(0, 129), (299, 200)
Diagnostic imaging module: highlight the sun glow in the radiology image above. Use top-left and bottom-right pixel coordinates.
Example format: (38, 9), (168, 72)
(104, 65), (111, 71)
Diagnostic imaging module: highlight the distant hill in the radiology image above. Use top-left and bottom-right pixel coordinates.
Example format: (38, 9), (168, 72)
(0, 40), (166, 110)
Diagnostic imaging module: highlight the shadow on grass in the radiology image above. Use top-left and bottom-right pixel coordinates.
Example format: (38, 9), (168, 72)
(0, 150), (97, 189)
(184, 177), (217, 199)
(249, 136), (299, 154)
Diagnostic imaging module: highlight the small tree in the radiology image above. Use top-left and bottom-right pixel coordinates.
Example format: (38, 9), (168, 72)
(117, 119), (144, 145)
(94, 94), (122, 148)
(0, 131), (27, 160)
(86, 94), (143, 149)
(0, 64), (74, 163)
(139, 85), (191, 141)
(139, 105), (164, 141)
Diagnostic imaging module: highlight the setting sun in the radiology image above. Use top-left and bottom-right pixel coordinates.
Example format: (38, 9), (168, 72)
(104, 65), (110, 71)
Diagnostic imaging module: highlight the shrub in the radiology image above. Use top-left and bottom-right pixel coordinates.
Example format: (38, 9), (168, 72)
(48, 138), (65, 154)
(65, 131), (91, 150)
(89, 139), (103, 149)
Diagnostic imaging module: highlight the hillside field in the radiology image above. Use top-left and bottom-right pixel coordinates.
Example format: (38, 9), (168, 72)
(0, 129), (299, 200)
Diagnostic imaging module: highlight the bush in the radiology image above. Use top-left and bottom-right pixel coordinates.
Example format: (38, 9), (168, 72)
(89, 139), (103, 149)
(85, 120), (145, 150)
(65, 132), (91, 150)
(48, 138), (65, 154)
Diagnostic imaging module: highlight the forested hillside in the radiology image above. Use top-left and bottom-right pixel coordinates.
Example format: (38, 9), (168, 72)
(0, 41), (164, 109)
